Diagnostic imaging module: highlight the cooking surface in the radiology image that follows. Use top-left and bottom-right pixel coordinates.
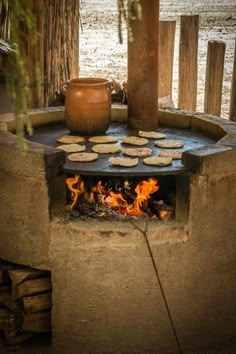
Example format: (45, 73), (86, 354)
(26, 122), (215, 176)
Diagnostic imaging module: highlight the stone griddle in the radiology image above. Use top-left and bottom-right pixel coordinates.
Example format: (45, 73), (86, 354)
(26, 121), (215, 176)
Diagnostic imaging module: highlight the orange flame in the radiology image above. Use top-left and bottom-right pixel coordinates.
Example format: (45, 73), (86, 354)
(66, 175), (85, 211)
(100, 177), (159, 217)
(66, 176), (160, 217)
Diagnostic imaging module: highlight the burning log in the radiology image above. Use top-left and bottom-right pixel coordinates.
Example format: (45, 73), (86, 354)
(66, 175), (175, 220)
(154, 200), (174, 221)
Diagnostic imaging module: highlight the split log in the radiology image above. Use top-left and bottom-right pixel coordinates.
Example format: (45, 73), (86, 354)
(22, 311), (51, 332)
(8, 269), (49, 286)
(22, 293), (52, 313)
(0, 307), (10, 325)
(0, 307), (32, 344)
(0, 288), (17, 310)
(178, 15), (199, 111)
(204, 40), (226, 116)
(0, 310), (17, 337)
(9, 269), (49, 301)
(17, 278), (52, 299)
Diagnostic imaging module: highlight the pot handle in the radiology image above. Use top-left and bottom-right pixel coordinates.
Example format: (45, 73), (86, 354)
(61, 80), (69, 95)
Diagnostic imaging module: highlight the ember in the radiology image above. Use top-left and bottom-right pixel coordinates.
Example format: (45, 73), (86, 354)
(66, 175), (174, 220)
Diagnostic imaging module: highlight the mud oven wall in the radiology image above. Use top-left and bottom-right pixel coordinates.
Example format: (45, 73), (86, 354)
(0, 108), (236, 353)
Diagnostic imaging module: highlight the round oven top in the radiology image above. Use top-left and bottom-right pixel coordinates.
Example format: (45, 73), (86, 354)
(26, 121), (215, 176)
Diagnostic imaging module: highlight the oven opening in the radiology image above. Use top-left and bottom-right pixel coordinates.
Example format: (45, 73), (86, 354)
(65, 174), (189, 222)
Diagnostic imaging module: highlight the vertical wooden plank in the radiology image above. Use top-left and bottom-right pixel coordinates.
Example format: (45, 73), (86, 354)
(159, 20), (176, 99)
(229, 37), (236, 121)
(128, 0), (159, 130)
(204, 40), (226, 117)
(178, 15), (199, 111)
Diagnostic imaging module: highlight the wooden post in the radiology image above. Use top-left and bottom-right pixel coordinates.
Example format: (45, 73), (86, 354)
(178, 15), (199, 111)
(159, 20), (176, 99)
(204, 40), (226, 117)
(229, 37), (236, 121)
(128, 0), (159, 130)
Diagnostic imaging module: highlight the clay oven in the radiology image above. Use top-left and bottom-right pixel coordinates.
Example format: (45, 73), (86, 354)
(0, 106), (236, 353)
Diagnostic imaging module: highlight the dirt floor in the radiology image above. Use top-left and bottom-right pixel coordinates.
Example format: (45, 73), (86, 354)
(79, 0), (236, 119)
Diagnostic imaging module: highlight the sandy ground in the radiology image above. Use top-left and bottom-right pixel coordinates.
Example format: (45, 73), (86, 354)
(79, 0), (236, 118)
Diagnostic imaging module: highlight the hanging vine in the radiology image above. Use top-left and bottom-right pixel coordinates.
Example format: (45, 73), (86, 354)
(0, 0), (39, 151)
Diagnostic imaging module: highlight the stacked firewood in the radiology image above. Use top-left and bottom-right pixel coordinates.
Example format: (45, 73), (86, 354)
(0, 261), (52, 346)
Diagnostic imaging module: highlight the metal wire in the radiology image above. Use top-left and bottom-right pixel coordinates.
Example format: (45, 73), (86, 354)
(131, 221), (183, 354)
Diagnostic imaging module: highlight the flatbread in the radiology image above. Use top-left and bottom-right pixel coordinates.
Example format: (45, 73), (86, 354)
(122, 147), (152, 157)
(68, 152), (98, 162)
(122, 136), (148, 146)
(159, 150), (183, 160)
(92, 143), (121, 154)
(89, 136), (118, 143)
(138, 130), (166, 139)
(57, 134), (85, 144)
(56, 144), (86, 153)
(143, 156), (172, 166)
(108, 157), (139, 167)
(155, 139), (184, 148)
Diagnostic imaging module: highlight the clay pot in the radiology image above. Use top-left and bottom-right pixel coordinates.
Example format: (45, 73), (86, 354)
(63, 78), (111, 135)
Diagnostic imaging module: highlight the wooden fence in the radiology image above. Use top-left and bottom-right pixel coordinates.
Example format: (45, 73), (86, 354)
(159, 15), (236, 121)
(1, 4), (236, 121)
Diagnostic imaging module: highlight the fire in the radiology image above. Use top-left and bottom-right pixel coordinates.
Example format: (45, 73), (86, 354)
(101, 177), (159, 217)
(66, 175), (85, 211)
(66, 176), (161, 218)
